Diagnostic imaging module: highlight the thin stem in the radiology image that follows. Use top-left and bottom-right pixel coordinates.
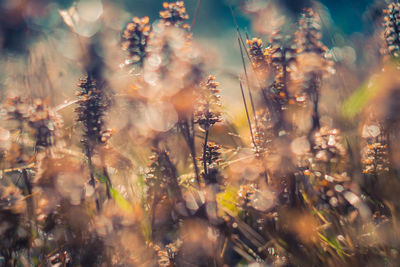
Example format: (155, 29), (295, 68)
(281, 48), (289, 98)
(311, 74), (321, 133)
(238, 37), (271, 187)
(179, 119), (201, 186)
(229, 6), (276, 127)
(190, 0), (202, 33)
(239, 80), (256, 148)
(22, 168), (32, 196)
(85, 143), (101, 212)
(203, 128), (209, 176)
(237, 34), (258, 130)
(229, 6), (255, 68)
(18, 122), (36, 236)
(100, 153), (112, 199)
(189, 118), (201, 185)
(150, 196), (157, 240)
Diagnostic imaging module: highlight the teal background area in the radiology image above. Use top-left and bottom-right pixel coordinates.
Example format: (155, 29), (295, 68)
(0, 0), (385, 53)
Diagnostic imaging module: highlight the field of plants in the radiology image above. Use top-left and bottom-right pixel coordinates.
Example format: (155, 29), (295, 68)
(1, 0), (400, 266)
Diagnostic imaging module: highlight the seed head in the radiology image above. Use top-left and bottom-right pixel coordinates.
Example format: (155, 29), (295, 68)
(145, 148), (182, 205)
(4, 95), (29, 122)
(160, 1), (190, 29)
(27, 99), (59, 149)
(194, 75), (222, 131)
(0, 184), (26, 215)
(296, 8), (326, 55)
(361, 124), (389, 175)
(264, 32), (297, 109)
(121, 16), (152, 66)
(203, 142), (221, 168)
(383, 3), (400, 58)
(247, 38), (269, 72)
(313, 127), (346, 163)
(75, 75), (110, 151)
(253, 109), (274, 157)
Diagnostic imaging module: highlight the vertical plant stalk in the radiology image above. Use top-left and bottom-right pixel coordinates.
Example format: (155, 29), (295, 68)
(203, 127), (209, 176)
(18, 121), (36, 234)
(232, 14), (272, 184)
(100, 153), (112, 199)
(179, 119), (201, 186)
(238, 36), (271, 183)
(190, 0), (202, 33)
(150, 196), (157, 240)
(310, 75), (321, 135)
(76, 69), (111, 210)
(296, 9), (329, 137)
(239, 80), (256, 148)
(146, 149), (185, 239)
(237, 36), (259, 136)
(189, 118), (201, 184)
(85, 143), (101, 212)
(265, 39), (298, 205)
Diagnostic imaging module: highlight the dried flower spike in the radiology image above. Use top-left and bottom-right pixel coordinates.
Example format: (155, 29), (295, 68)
(76, 75), (110, 151)
(247, 38), (269, 73)
(0, 184), (29, 263)
(27, 99), (59, 149)
(145, 148), (183, 207)
(121, 16), (152, 67)
(383, 2), (400, 58)
(296, 8), (332, 132)
(160, 1), (190, 29)
(0, 184), (26, 215)
(361, 124), (389, 175)
(4, 96), (29, 122)
(296, 8), (326, 55)
(76, 75), (111, 210)
(194, 75), (222, 131)
(252, 109), (273, 157)
(313, 127), (346, 163)
(264, 32), (297, 119)
(203, 142), (222, 168)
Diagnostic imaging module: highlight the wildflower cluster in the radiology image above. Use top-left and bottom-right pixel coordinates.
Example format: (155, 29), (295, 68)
(296, 8), (327, 55)
(153, 240), (181, 267)
(3, 96), (29, 165)
(361, 124), (389, 175)
(296, 8), (332, 132)
(159, 1), (190, 29)
(3, 0), (400, 266)
(383, 2), (400, 58)
(302, 128), (351, 208)
(0, 184), (28, 264)
(27, 99), (59, 149)
(312, 127), (346, 164)
(145, 148), (183, 211)
(4, 96), (28, 123)
(362, 141), (389, 174)
(247, 38), (269, 73)
(76, 75), (110, 150)
(265, 33), (297, 124)
(121, 16), (152, 67)
(252, 109), (274, 157)
(194, 75), (222, 131)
